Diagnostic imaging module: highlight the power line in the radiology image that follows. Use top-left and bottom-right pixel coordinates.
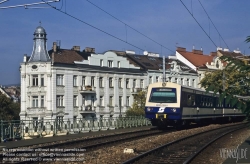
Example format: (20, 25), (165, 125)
(197, 0), (229, 49)
(42, 0), (145, 51)
(179, 0), (217, 48)
(85, 0), (174, 53)
(0, 0), (59, 9)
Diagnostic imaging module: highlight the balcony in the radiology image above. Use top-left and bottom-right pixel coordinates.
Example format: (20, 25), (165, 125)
(27, 107), (46, 114)
(79, 86), (96, 94)
(56, 107), (65, 113)
(79, 105), (96, 114)
(131, 88), (143, 94)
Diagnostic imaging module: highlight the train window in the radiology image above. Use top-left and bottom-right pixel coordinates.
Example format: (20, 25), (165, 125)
(206, 97), (210, 107)
(201, 97), (204, 106)
(187, 95), (195, 106)
(149, 88), (177, 103)
(210, 98), (213, 106)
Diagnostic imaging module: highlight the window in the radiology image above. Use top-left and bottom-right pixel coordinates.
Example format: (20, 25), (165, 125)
(118, 78), (122, 88)
(41, 96), (44, 107)
(73, 76), (77, 86)
(134, 56), (141, 60)
(126, 96), (130, 106)
(126, 79), (129, 88)
(91, 76), (95, 87)
(156, 76), (159, 82)
(100, 59), (103, 67)
(41, 75), (44, 86)
(32, 96), (38, 107)
(149, 76), (152, 84)
(109, 96), (113, 106)
(133, 79), (136, 88)
(100, 96), (104, 106)
(119, 96), (122, 106)
(187, 95), (195, 106)
(32, 75), (38, 86)
(82, 96), (85, 106)
(117, 61), (120, 68)
(99, 77), (103, 88)
(140, 79), (143, 88)
(56, 95), (64, 107)
(149, 88), (177, 103)
(56, 75), (63, 86)
(91, 96), (95, 106)
(201, 97), (204, 106)
(148, 57), (156, 61)
(108, 60), (113, 67)
(109, 77), (113, 88)
(73, 96), (77, 107)
(82, 76), (86, 86)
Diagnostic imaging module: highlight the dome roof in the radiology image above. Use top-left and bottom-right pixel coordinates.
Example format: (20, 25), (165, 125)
(34, 26), (46, 34)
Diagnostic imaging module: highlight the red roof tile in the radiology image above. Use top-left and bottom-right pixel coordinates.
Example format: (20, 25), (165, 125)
(177, 49), (214, 68)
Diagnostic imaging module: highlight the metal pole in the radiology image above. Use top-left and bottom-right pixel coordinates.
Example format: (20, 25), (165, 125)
(223, 70), (225, 91)
(163, 56), (166, 82)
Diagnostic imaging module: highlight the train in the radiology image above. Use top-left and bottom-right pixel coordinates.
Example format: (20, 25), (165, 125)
(145, 82), (246, 128)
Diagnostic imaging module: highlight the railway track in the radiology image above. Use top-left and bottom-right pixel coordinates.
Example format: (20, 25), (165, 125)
(123, 122), (249, 164)
(1, 127), (173, 164)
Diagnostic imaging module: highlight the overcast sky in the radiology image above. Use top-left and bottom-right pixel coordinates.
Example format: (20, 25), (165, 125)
(0, 0), (250, 85)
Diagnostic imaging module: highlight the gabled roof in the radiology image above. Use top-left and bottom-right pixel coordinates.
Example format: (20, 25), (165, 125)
(176, 47), (214, 69)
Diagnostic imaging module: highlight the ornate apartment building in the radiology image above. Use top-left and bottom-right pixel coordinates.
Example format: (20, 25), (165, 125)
(20, 25), (240, 122)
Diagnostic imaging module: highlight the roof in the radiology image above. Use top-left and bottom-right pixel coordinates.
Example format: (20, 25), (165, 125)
(218, 50), (243, 57)
(48, 49), (91, 64)
(177, 48), (214, 68)
(125, 53), (195, 73)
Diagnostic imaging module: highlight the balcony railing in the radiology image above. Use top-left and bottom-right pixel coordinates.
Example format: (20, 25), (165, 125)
(79, 86), (96, 94)
(79, 105), (95, 114)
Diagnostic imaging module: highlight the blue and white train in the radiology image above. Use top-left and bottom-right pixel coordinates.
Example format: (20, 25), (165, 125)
(145, 82), (246, 128)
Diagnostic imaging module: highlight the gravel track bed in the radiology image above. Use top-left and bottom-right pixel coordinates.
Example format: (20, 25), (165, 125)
(131, 124), (245, 164)
(12, 127), (154, 150)
(80, 122), (245, 164)
(190, 127), (250, 164)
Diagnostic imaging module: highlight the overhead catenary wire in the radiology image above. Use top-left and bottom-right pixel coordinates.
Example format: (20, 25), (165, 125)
(0, 0), (59, 9)
(41, 0), (145, 51)
(85, 0), (174, 53)
(197, 0), (229, 49)
(179, 0), (217, 48)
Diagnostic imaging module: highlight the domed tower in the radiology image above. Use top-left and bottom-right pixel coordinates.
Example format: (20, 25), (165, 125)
(28, 25), (50, 62)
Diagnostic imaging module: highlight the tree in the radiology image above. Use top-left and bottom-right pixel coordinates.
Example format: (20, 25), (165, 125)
(203, 54), (250, 119)
(200, 68), (248, 96)
(0, 92), (20, 120)
(126, 90), (146, 116)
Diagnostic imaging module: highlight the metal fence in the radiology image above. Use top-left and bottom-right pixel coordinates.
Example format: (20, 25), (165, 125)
(0, 116), (151, 142)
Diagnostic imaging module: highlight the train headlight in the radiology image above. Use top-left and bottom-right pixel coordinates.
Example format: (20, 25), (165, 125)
(147, 107), (152, 111)
(171, 108), (176, 112)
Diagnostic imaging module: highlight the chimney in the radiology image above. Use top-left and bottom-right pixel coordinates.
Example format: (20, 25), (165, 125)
(192, 49), (203, 55)
(53, 42), (57, 52)
(23, 54), (27, 62)
(217, 47), (222, 51)
(210, 52), (217, 56)
(233, 48), (241, 53)
(72, 46), (80, 51)
(176, 47), (186, 52)
(85, 47), (95, 53)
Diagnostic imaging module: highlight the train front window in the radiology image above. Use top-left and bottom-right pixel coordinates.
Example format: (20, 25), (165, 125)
(149, 88), (177, 103)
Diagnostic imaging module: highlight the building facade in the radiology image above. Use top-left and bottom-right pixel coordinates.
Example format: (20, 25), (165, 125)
(22, 26), (234, 122)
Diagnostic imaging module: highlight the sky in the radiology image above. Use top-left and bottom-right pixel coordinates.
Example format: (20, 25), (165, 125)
(0, 0), (250, 85)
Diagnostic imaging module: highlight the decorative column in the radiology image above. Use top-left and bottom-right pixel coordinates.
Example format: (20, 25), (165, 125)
(114, 75), (118, 116)
(20, 74), (26, 120)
